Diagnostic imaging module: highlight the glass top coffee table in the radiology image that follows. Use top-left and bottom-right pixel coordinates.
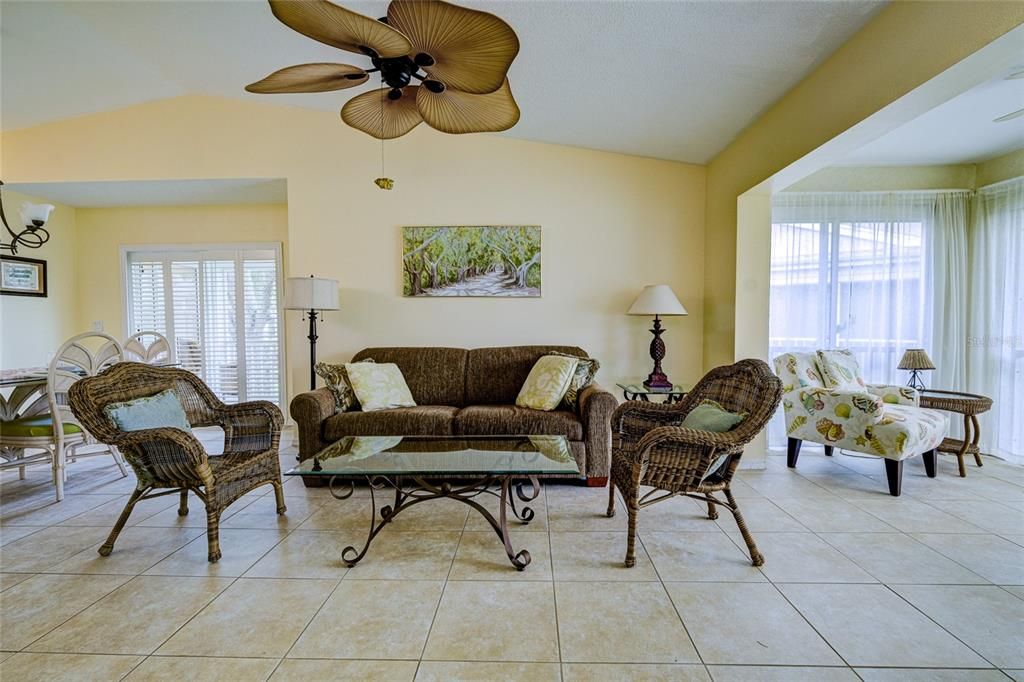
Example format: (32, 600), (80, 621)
(287, 435), (579, 571)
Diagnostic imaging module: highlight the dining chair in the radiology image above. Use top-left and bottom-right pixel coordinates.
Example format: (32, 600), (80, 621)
(123, 331), (173, 365)
(0, 332), (129, 501)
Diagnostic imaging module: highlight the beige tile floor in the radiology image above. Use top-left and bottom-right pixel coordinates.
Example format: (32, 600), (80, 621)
(1, 434), (1023, 681)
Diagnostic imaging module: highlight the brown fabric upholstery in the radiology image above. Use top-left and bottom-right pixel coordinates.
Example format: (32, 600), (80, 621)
(324, 406), (458, 438)
(352, 347), (468, 407)
(454, 405), (584, 440)
(465, 346), (588, 405)
(290, 345), (616, 479)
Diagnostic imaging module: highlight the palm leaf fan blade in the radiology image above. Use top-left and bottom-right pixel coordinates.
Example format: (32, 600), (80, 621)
(387, 0), (519, 94)
(342, 86), (423, 139)
(416, 78), (519, 134)
(245, 63), (369, 93)
(269, 0), (412, 57)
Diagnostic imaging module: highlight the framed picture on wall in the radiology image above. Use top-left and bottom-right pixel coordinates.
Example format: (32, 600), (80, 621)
(1, 256), (47, 297)
(402, 225), (541, 297)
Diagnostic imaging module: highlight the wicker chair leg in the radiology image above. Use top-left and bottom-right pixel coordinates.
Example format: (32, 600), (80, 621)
(724, 488), (763, 567)
(706, 499), (719, 520)
(625, 500), (639, 568)
(606, 480), (616, 518)
(178, 489), (189, 516)
(273, 481), (287, 515)
(99, 488), (146, 557)
(207, 509), (222, 563)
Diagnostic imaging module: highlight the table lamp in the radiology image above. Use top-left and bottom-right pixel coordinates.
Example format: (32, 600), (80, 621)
(286, 275), (340, 390)
(627, 285), (688, 389)
(897, 348), (934, 391)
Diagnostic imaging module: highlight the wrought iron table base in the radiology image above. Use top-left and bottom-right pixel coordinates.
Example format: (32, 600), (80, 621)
(328, 473), (541, 571)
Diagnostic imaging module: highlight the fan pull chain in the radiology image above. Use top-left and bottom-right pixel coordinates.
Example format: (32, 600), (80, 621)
(374, 78), (394, 190)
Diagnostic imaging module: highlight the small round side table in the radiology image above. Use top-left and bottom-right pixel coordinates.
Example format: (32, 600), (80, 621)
(918, 389), (993, 478)
(616, 382), (688, 404)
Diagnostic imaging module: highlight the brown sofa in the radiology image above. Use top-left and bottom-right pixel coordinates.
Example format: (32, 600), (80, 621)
(289, 345), (618, 484)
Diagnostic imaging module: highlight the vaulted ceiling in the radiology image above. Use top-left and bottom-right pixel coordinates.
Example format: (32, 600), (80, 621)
(1, 0), (886, 163)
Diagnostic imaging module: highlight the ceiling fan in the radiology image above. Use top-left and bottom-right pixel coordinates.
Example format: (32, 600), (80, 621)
(246, 0), (521, 142)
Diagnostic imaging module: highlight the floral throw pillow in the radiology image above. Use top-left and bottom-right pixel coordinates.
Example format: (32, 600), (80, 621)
(816, 349), (865, 390)
(516, 355), (580, 411)
(344, 362), (417, 412)
(548, 351), (600, 411)
(315, 358), (374, 412)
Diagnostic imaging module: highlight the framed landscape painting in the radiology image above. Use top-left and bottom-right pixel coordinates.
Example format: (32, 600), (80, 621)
(0, 256), (47, 297)
(402, 225), (541, 297)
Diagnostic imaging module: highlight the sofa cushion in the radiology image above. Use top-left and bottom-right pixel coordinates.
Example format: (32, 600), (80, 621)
(323, 406), (458, 439)
(516, 355), (580, 411)
(352, 347), (468, 407)
(345, 362), (417, 411)
(453, 405), (584, 440)
(465, 345), (588, 405)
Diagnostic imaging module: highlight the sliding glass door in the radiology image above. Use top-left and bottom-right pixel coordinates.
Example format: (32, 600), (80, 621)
(123, 244), (284, 407)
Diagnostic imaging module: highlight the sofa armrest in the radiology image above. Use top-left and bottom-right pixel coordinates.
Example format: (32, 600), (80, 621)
(577, 382), (618, 480)
(289, 387), (336, 458)
(866, 383), (919, 406)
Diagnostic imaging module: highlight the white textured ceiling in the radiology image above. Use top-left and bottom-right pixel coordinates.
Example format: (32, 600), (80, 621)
(841, 68), (1024, 165)
(6, 179), (287, 207)
(0, 0), (884, 163)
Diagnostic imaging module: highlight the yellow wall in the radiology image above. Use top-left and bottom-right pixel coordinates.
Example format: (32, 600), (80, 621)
(977, 148), (1024, 187)
(0, 191), (79, 368)
(1, 96), (707, 397)
(74, 203), (288, 338)
(786, 165), (978, 192)
(703, 1), (1024, 368)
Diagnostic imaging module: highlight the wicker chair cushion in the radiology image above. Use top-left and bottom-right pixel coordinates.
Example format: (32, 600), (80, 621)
(104, 388), (191, 432)
(1, 416), (82, 437)
(453, 405), (584, 440)
(682, 399), (746, 432)
(324, 406), (458, 438)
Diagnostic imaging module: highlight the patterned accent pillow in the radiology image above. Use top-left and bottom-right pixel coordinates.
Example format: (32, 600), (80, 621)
(344, 362), (417, 412)
(816, 349), (865, 390)
(548, 351), (600, 411)
(315, 358), (374, 412)
(515, 355), (580, 411)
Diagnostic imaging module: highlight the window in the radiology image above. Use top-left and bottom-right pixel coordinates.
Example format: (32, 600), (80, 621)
(123, 244), (284, 406)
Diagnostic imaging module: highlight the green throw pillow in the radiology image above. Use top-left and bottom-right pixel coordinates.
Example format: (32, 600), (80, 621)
(104, 388), (191, 432)
(549, 351), (600, 411)
(681, 399), (746, 483)
(315, 358), (374, 412)
(516, 355), (579, 411)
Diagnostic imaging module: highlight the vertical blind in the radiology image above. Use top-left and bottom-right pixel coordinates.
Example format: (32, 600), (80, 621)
(125, 246), (284, 407)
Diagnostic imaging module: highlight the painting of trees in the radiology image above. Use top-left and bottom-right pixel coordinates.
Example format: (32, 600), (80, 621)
(402, 226), (541, 297)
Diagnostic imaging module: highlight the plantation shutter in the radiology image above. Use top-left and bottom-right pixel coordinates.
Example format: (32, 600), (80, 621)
(125, 246), (283, 406)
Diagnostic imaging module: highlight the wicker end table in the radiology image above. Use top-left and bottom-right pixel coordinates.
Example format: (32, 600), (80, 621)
(919, 389), (993, 478)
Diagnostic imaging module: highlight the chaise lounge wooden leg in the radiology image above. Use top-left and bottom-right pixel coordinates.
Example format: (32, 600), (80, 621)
(606, 480), (616, 518)
(178, 489), (189, 516)
(823, 445), (834, 457)
(99, 488), (146, 556)
(272, 481), (287, 514)
(884, 459), (904, 496)
(207, 509), (222, 563)
(787, 438), (802, 468)
(725, 487), (763, 566)
(922, 449), (937, 478)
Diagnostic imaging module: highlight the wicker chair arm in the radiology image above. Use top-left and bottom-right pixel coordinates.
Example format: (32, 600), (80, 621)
(216, 401), (283, 454)
(612, 400), (685, 437)
(635, 425), (744, 461)
(112, 427), (212, 487)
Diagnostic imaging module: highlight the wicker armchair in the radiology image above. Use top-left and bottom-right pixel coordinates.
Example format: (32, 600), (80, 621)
(68, 362), (285, 562)
(607, 359), (782, 567)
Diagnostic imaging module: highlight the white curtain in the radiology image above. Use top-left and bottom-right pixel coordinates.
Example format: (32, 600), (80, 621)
(967, 178), (1024, 463)
(925, 192), (970, 391)
(768, 191), (970, 449)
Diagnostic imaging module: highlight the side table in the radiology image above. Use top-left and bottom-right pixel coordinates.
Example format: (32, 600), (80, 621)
(616, 382), (688, 404)
(918, 389), (993, 477)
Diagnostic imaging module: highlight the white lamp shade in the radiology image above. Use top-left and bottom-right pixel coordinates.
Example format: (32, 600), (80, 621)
(627, 284), (688, 316)
(285, 276), (339, 311)
(20, 202), (55, 226)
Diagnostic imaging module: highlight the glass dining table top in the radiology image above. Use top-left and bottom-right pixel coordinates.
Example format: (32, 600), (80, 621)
(287, 435), (580, 478)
